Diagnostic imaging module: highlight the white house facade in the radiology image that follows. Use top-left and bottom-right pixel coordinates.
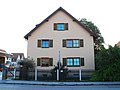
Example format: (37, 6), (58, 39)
(24, 7), (95, 78)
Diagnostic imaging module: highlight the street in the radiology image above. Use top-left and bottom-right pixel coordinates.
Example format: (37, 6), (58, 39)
(0, 84), (120, 90)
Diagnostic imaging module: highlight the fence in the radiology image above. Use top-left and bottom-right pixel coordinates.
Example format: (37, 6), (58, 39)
(6, 69), (94, 81)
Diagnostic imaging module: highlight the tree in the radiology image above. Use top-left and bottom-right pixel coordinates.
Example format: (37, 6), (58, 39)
(18, 58), (35, 80)
(79, 18), (104, 54)
(91, 46), (120, 81)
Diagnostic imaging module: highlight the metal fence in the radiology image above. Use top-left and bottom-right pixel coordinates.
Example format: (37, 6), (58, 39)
(6, 69), (94, 81)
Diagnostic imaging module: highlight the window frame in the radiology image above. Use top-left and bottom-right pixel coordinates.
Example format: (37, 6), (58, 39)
(37, 57), (53, 67)
(37, 39), (53, 48)
(57, 23), (65, 31)
(54, 23), (68, 31)
(66, 39), (80, 48)
(42, 40), (49, 48)
(66, 57), (80, 67)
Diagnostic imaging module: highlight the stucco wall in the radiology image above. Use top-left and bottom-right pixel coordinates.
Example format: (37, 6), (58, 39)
(27, 11), (95, 70)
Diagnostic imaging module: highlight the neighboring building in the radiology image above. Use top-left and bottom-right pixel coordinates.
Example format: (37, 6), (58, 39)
(0, 49), (8, 65)
(24, 7), (95, 78)
(116, 41), (120, 47)
(11, 53), (25, 66)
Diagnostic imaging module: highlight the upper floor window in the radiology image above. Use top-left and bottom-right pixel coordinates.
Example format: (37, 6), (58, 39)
(37, 39), (53, 48)
(54, 23), (68, 31)
(63, 39), (84, 48)
(66, 40), (73, 47)
(42, 40), (49, 48)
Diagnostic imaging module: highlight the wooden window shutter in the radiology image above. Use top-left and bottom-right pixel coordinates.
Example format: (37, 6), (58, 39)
(63, 39), (66, 47)
(37, 40), (41, 48)
(37, 58), (41, 66)
(63, 58), (67, 66)
(54, 23), (57, 30)
(81, 58), (84, 66)
(80, 39), (84, 47)
(64, 23), (68, 30)
(49, 58), (53, 66)
(49, 40), (53, 47)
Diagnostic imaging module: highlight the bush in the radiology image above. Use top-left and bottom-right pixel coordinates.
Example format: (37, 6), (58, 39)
(18, 58), (35, 80)
(91, 46), (120, 81)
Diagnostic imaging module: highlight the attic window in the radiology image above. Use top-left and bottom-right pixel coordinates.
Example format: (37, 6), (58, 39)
(54, 23), (68, 31)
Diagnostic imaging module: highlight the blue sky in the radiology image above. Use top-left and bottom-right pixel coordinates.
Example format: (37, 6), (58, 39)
(0, 0), (120, 57)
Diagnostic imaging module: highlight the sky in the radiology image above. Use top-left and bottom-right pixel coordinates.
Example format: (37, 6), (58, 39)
(0, 0), (120, 57)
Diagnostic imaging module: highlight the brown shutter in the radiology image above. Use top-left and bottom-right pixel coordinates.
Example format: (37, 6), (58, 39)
(37, 40), (41, 48)
(64, 23), (68, 30)
(37, 58), (40, 66)
(49, 40), (53, 47)
(63, 39), (66, 47)
(49, 58), (53, 66)
(80, 39), (84, 47)
(63, 58), (67, 66)
(81, 58), (84, 66)
(54, 23), (57, 30)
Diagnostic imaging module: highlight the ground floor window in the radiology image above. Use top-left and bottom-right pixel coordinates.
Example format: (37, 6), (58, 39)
(37, 57), (53, 67)
(63, 57), (84, 67)
(67, 57), (80, 66)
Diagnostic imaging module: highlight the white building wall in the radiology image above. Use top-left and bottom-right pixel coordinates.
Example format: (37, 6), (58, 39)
(27, 11), (95, 70)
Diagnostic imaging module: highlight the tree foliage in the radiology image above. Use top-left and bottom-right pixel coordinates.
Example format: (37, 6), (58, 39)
(18, 58), (35, 69)
(18, 58), (35, 80)
(80, 18), (104, 54)
(91, 46), (120, 81)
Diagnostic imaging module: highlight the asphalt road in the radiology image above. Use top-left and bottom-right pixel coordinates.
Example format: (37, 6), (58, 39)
(0, 84), (120, 90)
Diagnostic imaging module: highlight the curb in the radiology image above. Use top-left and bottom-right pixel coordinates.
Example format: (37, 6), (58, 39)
(0, 80), (120, 86)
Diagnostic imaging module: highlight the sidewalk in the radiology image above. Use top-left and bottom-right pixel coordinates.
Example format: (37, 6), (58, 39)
(0, 80), (120, 86)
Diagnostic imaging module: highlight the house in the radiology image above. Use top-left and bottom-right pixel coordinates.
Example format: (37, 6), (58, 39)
(0, 49), (9, 65)
(24, 7), (95, 78)
(11, 53), (25, 66)
(116, 41), (120, 47)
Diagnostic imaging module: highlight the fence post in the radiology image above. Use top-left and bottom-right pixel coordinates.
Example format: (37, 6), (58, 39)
(14, 68), (16, 79)
(79, 69), (81, 81)
(35, 67), (37, 80)
(57, 69), (59, 81)
(0, 71), (2, 80)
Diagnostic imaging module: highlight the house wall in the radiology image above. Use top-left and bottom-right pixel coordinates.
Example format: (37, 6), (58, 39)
(27, 11), (95, 71)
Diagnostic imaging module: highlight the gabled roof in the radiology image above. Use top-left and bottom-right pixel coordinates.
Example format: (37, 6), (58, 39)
(24, 7), (96, 39)
(11, 53), (25, 62)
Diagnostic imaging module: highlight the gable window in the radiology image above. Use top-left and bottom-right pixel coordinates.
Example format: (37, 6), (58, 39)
(58, 23), (64, 30)
(63, 57), (84, 67)
(37, 57), (53, 67)
(37, 39), (53, 48)
(54, 23), (68, 31)
(63, 39), (84, 48)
